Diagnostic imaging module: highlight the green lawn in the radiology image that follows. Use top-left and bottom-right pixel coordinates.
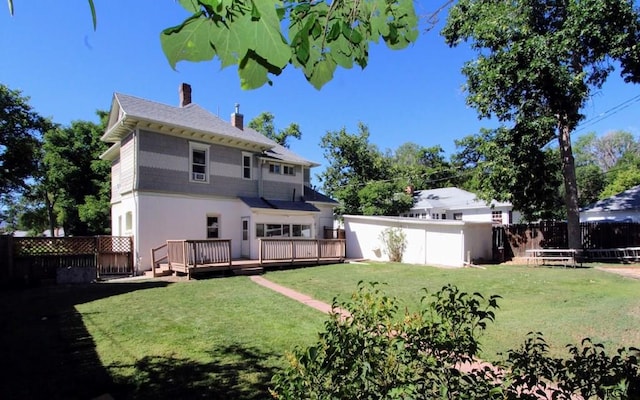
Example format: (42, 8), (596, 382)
(265, 262), (640, 359)
(1, 263), (638, 399)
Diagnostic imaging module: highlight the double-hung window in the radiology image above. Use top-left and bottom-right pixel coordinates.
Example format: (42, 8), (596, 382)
(190, 142), (210, 183)
(242, 153), (252, 179)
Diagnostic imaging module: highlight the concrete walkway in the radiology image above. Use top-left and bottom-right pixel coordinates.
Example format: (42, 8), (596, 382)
(250, 275), (351, 319)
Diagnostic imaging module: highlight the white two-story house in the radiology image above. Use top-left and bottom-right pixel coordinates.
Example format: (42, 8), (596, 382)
(101, 83), (337, 271)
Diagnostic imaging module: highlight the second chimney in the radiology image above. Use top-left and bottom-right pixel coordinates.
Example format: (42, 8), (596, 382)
(179, 83), (192, 107)
(231, 103), (243, 130)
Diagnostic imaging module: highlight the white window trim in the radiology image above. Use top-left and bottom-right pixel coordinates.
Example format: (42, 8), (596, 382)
(206, 214), (221, 238)
(242, 152), (253, 180)
(189, 142), (210, 183)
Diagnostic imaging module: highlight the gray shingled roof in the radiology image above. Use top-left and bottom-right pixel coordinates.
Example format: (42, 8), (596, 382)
(412, 187), (511, 210)
(581, 184), (640, 212)
(304, 185), (338, 204)
(103, 92), (317, 166)
(240, 197), (320, 212)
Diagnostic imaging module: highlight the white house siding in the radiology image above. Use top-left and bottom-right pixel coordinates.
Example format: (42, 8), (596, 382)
(314, 204), (335, 238)
(126, 192), (245, 270)
(344, 215), (493, 268)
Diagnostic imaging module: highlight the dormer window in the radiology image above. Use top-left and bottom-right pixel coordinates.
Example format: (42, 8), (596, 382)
(189, 142), (210, 183)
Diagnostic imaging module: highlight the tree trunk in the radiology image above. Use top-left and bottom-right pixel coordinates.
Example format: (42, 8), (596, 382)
(45, 193), (55, 238)
(558, 121), (581, 250)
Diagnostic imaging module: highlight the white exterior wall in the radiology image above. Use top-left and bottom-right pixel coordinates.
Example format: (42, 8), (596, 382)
(344, 215), (493, 268)
(111, 192), (245, 271)
(111, 191), (325, 271)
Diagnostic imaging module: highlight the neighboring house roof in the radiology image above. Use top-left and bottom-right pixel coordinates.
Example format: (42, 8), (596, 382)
(101, 92), (318, 167)
(304, 186), (339, 204)
(581, 184), (640, 213)
(412, 187), (512, 211)
(240, 197), (320, 212)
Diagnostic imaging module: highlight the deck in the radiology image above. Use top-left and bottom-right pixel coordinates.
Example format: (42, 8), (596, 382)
(151, 238), (346, 279)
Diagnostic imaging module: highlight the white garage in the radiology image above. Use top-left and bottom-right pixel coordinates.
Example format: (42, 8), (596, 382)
(344, 215), (493, 267)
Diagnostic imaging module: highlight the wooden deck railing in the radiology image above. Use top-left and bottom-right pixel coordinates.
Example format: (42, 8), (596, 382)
(259, 238), (345, 264)
(150, 243), (168, 278)
(167, 239), (232, 273)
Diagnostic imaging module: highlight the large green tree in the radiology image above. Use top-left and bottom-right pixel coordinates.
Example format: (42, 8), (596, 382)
(443, 0), (640, 248)
(392, 143), (458, 190)
(318, 123), (413, 216)
(39, 112), (110, 236)
(248, 112), (301, 148)
(453, 127), (564, 220)
(0, 84), (45, 201)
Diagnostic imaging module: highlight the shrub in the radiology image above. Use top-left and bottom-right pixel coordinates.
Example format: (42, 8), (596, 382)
(270, 284), (640, 399)
(380, 227), (406, 262)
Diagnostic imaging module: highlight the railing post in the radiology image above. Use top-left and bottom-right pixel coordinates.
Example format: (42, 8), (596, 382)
(290, 240), (294, 263)
(259, 239), (263, 265)
(317, 240), (321, 262)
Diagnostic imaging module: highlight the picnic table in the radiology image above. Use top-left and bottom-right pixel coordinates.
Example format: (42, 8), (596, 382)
(525, 249), (580, 268)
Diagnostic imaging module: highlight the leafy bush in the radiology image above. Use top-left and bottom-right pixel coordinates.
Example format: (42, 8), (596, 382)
(270, 283), (639, 399)
(379, 227), (407, 262)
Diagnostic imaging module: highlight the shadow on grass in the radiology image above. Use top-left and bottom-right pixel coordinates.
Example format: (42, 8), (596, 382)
(108, 345), (280, 399)
(0, 281), (172, 399)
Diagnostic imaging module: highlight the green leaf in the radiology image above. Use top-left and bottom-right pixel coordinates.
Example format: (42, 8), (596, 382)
(308, 57), (337, 90)
(235, 1), (290, 69)
(160, 14), (216, 69)
(177, 0), (200, 14)
(88, 0), (96, 30)
(210, 18), (249, 68)
(239, 53), (270, 89)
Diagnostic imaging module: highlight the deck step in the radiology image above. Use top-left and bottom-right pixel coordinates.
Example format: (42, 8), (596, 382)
(233, 267), (263, 276)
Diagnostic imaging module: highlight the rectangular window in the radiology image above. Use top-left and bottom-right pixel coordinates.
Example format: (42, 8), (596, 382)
(269, 163), (281, 174)
(207, 216), (219, 238)
(256, 223), (311, 238)
(492, 211), (503, 224)
(242, 153), (252, 179)
(292, 224), (311, 237)
(125, 212), (132, 232)
(441, 214), (447, 220)
(190, 142), (210, 183)
(256, 223), (265, 237)
(453, 213), (463, 220)
(431, 213), (440, 220)
(283, 165), (295, 175)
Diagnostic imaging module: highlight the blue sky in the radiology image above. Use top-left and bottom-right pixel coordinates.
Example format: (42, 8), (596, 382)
(1, 1), (639, 184)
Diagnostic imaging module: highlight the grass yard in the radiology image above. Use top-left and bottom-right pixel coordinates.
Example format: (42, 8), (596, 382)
(1, 262), (638, 399)
(265, 262), (640, 360)
(0, 277), (326, 399)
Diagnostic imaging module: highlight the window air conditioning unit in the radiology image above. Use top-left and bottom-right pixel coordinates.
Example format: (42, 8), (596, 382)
(193, 172), (206, 181)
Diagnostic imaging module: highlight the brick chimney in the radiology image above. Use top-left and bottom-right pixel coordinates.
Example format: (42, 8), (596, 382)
(231, 103), (243, 130)
(179, 83), (192, 107)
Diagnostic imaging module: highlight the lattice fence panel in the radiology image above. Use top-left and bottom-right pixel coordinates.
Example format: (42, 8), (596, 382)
(97, 236), (132, 253)
(15, 237), (95, 256)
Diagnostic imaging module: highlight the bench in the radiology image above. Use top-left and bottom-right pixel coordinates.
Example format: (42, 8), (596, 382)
(525, 249), (580, 268)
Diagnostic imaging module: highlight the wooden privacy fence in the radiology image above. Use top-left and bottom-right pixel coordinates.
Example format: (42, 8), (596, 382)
(0, 235), (134, 285)
(493, 221), (640, 260)
(259, 238), (346, 264)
